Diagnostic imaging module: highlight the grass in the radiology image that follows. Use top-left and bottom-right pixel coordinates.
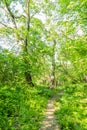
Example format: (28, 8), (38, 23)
(55, 83), (87, 130)
(0, 84), (56, 130)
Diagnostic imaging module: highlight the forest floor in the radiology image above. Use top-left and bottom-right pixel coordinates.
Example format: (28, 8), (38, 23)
(39, 91), (62, 130)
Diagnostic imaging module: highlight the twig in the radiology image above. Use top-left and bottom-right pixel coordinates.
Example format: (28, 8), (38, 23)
(4, 0), (17, 29)
(0, 21), (13, 29)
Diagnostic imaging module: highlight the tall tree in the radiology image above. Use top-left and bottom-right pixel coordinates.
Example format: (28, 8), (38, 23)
(23, 0), (34, 86)
(0, 0), (39, 86)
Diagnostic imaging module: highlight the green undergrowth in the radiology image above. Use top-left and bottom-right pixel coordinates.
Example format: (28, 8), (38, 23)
(55, 83), (87, 130)
(0, 84), (56, 130)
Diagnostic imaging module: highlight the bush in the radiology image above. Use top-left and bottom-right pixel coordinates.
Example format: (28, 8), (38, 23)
(55, 84), (87, 130)
(0, 85), (54, 130)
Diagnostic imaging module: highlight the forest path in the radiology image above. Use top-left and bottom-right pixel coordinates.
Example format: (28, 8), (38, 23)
(39, 91), (62, 130)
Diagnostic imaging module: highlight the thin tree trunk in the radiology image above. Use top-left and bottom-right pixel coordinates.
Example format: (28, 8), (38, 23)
(24, 0), (34, 86)
(51, 40), (56, 88)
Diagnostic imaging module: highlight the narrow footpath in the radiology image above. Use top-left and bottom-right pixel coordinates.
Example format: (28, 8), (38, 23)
(39, 93), (61, 130)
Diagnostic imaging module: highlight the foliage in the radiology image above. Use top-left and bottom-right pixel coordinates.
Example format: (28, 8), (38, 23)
(0, 85), (55, 130)
(0, 50), (24, 85)
(55, 84), (87, 130)
(0, 0), (87, 129)
(54, 1), (87, 129)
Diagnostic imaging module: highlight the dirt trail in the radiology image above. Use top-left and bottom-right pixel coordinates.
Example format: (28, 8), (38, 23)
(39, 93), (61, 130)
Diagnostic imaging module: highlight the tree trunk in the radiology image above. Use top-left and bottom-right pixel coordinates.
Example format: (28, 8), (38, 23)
(24, 0), (34, 86)
(51, 40), (56, 88)
(25, 71), (34, 86)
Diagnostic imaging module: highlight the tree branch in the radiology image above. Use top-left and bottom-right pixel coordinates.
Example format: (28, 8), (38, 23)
(27, 0), (30, 31)
(0, 21), (8, 28)
(24, 0), (30, 53)
(0, 21), (13, 29)
(4, 0), (17, 29)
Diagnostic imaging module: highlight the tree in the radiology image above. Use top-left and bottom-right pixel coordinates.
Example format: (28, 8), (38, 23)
(0, 0), (43, 86)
